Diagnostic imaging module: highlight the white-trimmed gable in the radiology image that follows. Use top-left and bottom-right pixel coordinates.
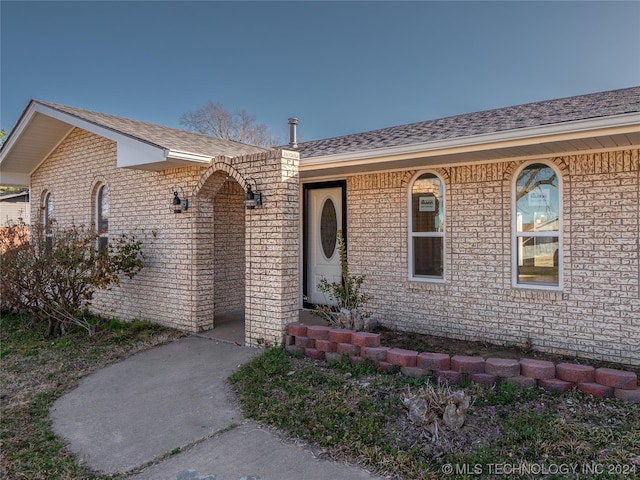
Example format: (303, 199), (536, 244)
(0, 100), (264, 186)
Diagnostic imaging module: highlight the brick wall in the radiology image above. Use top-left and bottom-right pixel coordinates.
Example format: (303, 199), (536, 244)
(30, 127), (638, 362)
(344, 150), (639, 366)
(213, 179), (246, 315)
(30, 129), (301, 344)
(31, 129), (205, 331)
(232, 150), (300, 345)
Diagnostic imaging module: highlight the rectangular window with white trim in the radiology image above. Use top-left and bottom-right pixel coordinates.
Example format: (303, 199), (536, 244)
(409, 172), (445, 281)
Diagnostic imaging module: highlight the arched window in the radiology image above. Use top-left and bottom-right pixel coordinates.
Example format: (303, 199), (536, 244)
(409, 172), (445, 280)
(513, 162), (561, 288)
(42, 191), (53, 233)
(95, 184), (109, 252)
(42, 191), (53, 248)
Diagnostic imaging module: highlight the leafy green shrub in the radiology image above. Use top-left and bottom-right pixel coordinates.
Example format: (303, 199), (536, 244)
(1, 220), (144, 336)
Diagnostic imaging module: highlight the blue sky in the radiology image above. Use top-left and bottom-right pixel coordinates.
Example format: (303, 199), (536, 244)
(1, 1), (639, 143)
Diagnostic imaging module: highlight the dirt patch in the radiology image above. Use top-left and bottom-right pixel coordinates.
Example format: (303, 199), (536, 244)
(276, 353), (640, 479)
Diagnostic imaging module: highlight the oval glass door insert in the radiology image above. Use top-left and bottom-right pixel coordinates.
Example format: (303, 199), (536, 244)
(320, 198), (338, 258)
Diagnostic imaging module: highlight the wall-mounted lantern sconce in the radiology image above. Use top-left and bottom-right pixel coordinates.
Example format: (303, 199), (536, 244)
(172, 189), (188, 213)
(243, 181), (262, 210)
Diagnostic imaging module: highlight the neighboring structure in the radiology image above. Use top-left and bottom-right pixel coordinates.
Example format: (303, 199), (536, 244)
(0, 188), (29, 225)
(1, 87), (639, 365)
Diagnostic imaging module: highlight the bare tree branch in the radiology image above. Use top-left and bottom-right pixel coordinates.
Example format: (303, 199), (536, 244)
(516, 168), (557, 201)
(180, 101), (282, 147)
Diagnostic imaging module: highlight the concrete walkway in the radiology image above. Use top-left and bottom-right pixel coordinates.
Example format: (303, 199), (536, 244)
(51, 334), (382, 480)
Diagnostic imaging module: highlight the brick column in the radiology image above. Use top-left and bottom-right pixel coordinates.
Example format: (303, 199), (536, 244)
(244, 149), (300, 346)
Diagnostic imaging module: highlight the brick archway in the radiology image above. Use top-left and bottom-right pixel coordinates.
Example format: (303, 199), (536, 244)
(193, 159), (250, 200)
(192, 150), (301, 346)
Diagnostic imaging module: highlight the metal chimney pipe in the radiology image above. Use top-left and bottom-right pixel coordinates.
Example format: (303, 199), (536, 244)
(288, 118), (298, 149)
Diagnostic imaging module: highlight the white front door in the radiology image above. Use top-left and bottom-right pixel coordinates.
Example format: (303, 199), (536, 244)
(307, 187), (343, 305)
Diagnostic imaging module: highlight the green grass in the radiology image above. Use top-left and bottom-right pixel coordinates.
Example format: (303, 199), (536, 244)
(229, 347), (640, 480)
(0, 311), (181, 480)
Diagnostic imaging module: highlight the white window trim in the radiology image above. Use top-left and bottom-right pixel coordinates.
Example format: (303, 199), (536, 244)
(511, 161), (563, 291)
(408, 170), (446, 283)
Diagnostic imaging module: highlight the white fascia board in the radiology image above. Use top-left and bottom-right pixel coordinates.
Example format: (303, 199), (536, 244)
(0, 118), (27, 164)
(166, 150), (213, 164)
(301, 113), (640, 169)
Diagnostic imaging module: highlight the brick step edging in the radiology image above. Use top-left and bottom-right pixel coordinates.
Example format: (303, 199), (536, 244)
(285, 324), (639, 403)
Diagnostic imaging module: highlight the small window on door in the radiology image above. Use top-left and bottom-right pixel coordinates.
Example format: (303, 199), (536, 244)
(320, 197), (338, 259)
(409, 172), (445, 281)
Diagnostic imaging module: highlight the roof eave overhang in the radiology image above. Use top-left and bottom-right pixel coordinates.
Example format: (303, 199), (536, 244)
(299, 113), (640, 178)
(0, 102), (212, 184)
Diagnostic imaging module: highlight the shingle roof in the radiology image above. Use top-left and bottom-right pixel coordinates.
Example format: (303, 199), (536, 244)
(295, 87), (640, 158)
(36, 101), (267, 158)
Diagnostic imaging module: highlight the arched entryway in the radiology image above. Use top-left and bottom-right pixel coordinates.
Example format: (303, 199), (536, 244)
(192, 151), (301, 347)
(191, 163), (249, 342)
(211, 177), (246, 342)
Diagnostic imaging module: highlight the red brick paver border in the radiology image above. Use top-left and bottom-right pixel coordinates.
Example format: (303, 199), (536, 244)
(539, 378), (575, 394)
(336, 343), (360, 357)
(294, 336), (315, 349)
(595, 368), (637, 390)
(472, 373), (499, 388)
(556, 363), (595, 383)
(351, 332), (381, 348)
(287, 323), (307, 337)
(315, 339), (337, 352)
(286, 324), (639, 403)
(485, 358), (520, 378)
(417, 353), (450, 371)
(435, 370), (461, 384)
(577, 382), (614, 399)
(305, 348), (325, 360)
(504, 375), (537, 389)
(362, 346), (390, 361)
(328, 329), (352, 344)
(306, 325), (331, 340)
(520, 359), (556, 379)
(386, 348), (419, 367)
(451, 355), (485, 374)
(614, 388), (640, 403)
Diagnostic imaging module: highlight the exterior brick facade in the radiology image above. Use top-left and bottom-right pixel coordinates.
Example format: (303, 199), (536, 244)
(338, 150), (639, 366)
(30, 128), (300, 345)
(8, 91), (638, 366)
(31, 129), (201, 331)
